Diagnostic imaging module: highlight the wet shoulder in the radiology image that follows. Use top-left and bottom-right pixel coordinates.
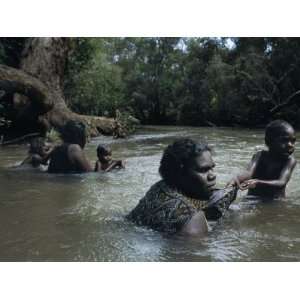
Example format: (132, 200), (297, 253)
(68, 144), (82, 153)
(252, 150), (265, 161)
(127, 180), (197, 233)
(253, 150), (273, 168)
(145, 180), (183, 202)
(51, 144), (69, 155)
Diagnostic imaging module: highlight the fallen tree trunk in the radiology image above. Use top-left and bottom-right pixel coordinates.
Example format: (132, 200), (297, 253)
(0, 63), (122, 138)
(0, 38), (126, 141)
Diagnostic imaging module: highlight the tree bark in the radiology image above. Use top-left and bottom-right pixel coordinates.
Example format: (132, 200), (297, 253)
(0, 37), (124, 141)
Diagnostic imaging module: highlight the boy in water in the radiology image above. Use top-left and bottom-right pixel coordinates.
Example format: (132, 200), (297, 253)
(227, 120), (297, 199)
(95, 144), (125, 172)
(20, 137), (53, 169)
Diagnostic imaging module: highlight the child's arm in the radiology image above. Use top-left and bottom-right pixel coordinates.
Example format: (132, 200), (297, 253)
(242, 156), (297, 190)
(105, 160), (125, 172)
(227, 152), (261, 189)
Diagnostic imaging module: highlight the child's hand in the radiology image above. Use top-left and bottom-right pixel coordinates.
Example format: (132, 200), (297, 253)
(120, 160), (125, 168)
(240, 179), (259, 190)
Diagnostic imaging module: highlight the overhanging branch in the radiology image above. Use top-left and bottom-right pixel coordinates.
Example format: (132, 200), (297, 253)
(0, 64), (54, 114)
(270, 90), (300, 115)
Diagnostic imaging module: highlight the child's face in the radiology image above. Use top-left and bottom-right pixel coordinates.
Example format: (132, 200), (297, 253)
(99, 150), (112, 163)
(269, 126), (296, 157)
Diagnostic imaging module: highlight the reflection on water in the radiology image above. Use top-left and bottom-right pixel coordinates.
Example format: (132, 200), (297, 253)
(0, 126), (299, 261)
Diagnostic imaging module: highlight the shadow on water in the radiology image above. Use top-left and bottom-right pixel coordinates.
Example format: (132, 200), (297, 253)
(0, 125), (299, 261)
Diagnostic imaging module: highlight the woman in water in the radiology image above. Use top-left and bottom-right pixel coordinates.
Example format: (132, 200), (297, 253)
(127, 138), (237, 236)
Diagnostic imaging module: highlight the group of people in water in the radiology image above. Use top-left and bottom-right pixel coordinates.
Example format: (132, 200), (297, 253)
(18, 119), (297, 237)
(20, 120), (124, 173)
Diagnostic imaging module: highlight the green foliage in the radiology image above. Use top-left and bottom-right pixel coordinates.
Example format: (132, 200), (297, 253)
(46, 128), (62, 144)
(109, 38), (184, 124)
(64, 38), (125, 117)
(2, 37), (300, 128)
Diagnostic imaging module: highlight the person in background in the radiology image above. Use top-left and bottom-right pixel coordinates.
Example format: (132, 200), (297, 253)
(95, 144), (125, 172)
(19, 137), (53, 170)
(48, 120), (93, 173)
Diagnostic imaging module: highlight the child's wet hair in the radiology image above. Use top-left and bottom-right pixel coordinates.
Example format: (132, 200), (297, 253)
(97, 144), (111, 157)
(59, 120), (87, 148)
(265, 119), (294, 146)
(159, 138), (211, 187)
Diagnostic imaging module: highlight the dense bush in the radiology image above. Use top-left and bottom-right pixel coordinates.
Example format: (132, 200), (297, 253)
(1, 37), (300, 127)
(64, 38), (125, 117)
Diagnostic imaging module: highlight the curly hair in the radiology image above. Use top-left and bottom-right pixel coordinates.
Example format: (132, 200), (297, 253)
(59, 120), (87, 148)
(159, 138), (211, 188)
(265, 119), (294, 146)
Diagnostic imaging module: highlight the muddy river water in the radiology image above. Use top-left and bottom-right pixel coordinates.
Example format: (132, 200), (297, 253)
(0, 126), (299, 261)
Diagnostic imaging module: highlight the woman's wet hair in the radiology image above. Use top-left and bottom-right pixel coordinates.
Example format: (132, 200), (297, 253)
(29, 137), (45, 155)
(265, 119), (294, 146)
(59, 120), (87, 148)
(97, 144), (111, 157)
(159, 138), (211, 187)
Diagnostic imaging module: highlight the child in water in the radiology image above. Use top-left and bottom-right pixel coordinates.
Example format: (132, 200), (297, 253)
(227, 120), (297, 199)
(20, 137), (53, 169)
(95, 144), (125, 172)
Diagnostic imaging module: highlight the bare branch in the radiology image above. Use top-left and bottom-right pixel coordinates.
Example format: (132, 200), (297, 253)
(237, 70), (272, 101)
(270, 90), (300, 114)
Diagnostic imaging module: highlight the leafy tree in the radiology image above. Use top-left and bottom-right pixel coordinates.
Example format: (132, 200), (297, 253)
(111, 37), (183, 124)
(2, 37), (300, 131)
(64, 38), (125, 117)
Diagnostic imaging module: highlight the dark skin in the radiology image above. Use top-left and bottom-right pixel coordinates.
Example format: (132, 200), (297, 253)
(177, 150), (217, 236)
(95, 149), (125, 172)
(67, 144), (94, 172)
(48, 121), (94, 173)
(227, 126), (297, 198)
(20, 143), (53, 168)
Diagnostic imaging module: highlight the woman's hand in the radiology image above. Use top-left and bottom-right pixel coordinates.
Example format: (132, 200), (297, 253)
(226, 177), (241, 188)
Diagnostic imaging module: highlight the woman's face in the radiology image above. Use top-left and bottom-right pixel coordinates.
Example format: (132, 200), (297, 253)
(179, 150), (216, 199)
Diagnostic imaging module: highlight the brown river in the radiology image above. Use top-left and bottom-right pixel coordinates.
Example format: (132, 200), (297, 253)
(0, 126), (299, 261)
